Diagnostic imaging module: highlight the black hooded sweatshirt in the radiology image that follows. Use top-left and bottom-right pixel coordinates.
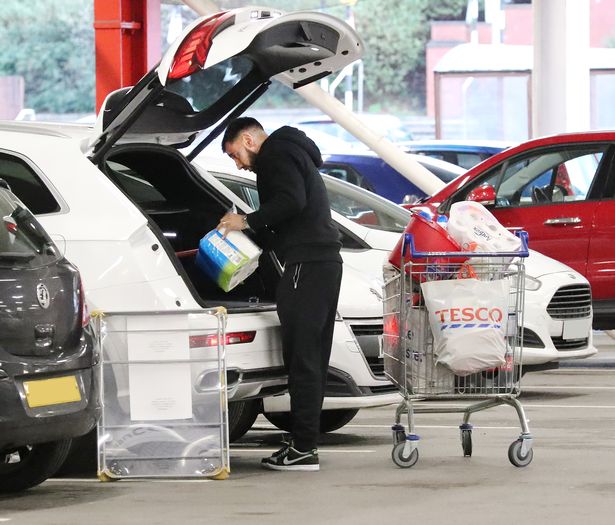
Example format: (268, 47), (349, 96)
(246, 126), (342, 265)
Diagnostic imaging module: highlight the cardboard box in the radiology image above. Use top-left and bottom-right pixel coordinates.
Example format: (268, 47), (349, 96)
(195, 229), (262, 292)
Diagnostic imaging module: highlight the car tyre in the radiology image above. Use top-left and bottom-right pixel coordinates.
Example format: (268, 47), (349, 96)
(0, 439), (72, 493)
(228, 400), (261, 442)
(263, 408), (359, 434)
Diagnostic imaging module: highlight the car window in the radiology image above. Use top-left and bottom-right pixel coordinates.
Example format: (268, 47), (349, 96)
(0, 153), (60, 214)
(0, 189), (61, 268)
(322, 177), (411, 232)
(464, 146), (607, 208)
(320, 163), (375, 191)
(106, 161), (168, 207)
(456, 152), (484, 170)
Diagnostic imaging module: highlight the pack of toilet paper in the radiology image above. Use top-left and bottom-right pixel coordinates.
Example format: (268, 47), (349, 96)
(447, 201), (522, 255)
(196, 229), (262, 292)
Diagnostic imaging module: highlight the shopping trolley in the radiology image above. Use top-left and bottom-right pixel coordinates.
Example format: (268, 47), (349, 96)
(383, 231), (533, 468)
(93, 307), (230, 481)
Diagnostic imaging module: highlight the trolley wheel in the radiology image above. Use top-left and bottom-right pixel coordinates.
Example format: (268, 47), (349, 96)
(508, 439), (533, 467)
(391, 442), (419, 468)
(461, 429), (472, 457)
(97, 471), (119, 482)
(211, 468), (230, 481)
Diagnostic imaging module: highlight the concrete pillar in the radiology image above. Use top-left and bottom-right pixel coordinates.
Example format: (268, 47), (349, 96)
(532, 0), (590, 137)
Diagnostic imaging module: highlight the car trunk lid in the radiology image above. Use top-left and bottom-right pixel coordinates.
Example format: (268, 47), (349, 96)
(88, 7), (363, 162)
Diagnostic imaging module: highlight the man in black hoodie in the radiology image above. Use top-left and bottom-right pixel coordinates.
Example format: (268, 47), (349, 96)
(218, 117), (342, 471)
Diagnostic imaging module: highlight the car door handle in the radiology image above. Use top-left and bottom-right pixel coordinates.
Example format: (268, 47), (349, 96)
(544, 217), (582, 226)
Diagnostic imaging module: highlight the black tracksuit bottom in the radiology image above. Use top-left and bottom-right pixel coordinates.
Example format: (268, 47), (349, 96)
(276, 260), (343, 452)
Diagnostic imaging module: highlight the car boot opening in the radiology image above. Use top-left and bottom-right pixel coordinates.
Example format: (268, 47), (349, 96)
(101, 145), (278, 309)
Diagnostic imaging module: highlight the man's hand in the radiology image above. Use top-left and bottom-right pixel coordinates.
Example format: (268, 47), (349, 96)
(217, 212), (247, 237)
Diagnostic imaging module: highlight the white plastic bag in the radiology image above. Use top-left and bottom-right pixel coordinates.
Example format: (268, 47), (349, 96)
(420, 277), (510, 375)
(448, 201), (521, 254)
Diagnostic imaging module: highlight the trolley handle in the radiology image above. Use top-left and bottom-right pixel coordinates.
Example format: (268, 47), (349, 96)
(402, 230), (529, 259)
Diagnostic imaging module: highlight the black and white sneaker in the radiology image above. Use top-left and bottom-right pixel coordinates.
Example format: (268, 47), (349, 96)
(261, 444), (319, 471)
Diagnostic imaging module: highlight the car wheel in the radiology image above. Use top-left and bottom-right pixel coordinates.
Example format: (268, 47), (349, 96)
(264, 408), (360, 434)
(228, 400), (261, 442)
(0, 439), (72, 493)
(54, 430), (98, 476)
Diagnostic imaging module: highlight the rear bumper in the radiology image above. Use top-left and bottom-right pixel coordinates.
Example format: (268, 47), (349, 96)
(263, 391), (401, 412)
(262, 366), (398, 413)
(227, 367), (288, 401)
(0, 367), (100, 451)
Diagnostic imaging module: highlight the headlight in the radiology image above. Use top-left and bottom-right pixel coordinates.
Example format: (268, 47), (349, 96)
(511, 273), (542, 291)
(523, 274), (542, 291)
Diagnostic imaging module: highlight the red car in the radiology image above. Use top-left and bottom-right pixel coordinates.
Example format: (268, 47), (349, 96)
(404, 131), (615, 329)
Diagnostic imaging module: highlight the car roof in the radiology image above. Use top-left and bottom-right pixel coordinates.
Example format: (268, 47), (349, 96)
(402, 139), (512, 153)
(0, 120), (93, 140)
(323, 151), (466, 176)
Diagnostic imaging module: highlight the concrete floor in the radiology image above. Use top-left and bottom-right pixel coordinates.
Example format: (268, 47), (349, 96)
(1, 369), (614, 525)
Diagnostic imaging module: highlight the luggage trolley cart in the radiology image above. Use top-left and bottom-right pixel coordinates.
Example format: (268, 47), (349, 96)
(93, 307), (230, 481)
(383, 231), (533, 468)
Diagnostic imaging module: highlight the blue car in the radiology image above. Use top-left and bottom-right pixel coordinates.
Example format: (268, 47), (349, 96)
(320, 152), (465, 204)
(402, 140), (511, 169)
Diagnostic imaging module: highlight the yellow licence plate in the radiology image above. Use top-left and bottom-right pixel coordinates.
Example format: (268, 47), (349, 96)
(23, 375), (82, 408)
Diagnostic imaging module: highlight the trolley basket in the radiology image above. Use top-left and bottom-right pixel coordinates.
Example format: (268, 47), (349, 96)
(383, 231), (534, 468)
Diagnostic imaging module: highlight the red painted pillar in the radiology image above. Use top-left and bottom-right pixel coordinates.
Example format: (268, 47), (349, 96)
(94, 0), (161, 112)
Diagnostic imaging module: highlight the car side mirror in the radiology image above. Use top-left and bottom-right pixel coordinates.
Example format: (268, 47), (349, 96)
(466, 184), (496, 206)
(402, 194), (420, 205)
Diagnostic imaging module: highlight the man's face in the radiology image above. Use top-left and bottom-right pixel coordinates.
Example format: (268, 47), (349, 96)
(224, 131), (259, 171)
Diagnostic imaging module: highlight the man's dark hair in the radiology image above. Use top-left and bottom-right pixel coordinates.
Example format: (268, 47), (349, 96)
(221, 117), (264, 152)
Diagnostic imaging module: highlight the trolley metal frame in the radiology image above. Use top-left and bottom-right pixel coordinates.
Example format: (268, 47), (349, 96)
(93, 307), (230, 481)
(383, 231), (534, 468)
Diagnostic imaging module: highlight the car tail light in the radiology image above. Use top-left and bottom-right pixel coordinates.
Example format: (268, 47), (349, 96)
(189, 331), (256, 348)
(3, 215), (17, 234)
(168, 11), (234, 80)
(78, 278), (90, 327)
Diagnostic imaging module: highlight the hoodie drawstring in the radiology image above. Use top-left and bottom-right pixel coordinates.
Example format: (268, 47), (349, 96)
(293, 263), (302, 290)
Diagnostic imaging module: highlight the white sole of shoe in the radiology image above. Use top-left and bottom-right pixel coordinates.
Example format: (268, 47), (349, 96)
(262, 463), (319, 472)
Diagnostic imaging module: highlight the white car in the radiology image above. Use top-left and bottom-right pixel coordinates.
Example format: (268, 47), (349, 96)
(191, 156), (400, 430)
(207, 161), (597, 372)
(0, 7), (365, 440)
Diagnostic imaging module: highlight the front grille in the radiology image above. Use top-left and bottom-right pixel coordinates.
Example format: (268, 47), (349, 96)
(364, 384), (398, 394)
(348, 321), (385, 378)
(350, 324), (383, 337)
(365, 356), (384, 376)
(552, 336), (589, 351)
(547, 284), (592, 319)
(520, 328), (545, 348)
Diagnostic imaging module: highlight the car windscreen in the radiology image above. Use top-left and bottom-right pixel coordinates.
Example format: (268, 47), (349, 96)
(0, 190), (61, 269)
(322, 176), (411, 232)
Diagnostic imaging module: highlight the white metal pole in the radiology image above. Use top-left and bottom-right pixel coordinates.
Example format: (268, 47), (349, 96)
(532, 0), (590, 137)
(297, 83), (445, 195)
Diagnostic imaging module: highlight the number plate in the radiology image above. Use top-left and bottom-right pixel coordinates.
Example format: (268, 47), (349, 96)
(562, 318), (590, 341)
(23, 375), (82, 408)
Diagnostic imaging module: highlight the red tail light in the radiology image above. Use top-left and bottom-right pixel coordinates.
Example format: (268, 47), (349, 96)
(78, 278), (90, 327)
(168, 11), (234, 80)
(189, 331), (256, 348)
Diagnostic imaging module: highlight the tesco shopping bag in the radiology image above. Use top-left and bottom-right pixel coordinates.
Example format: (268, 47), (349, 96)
(420, 277), (510, 375)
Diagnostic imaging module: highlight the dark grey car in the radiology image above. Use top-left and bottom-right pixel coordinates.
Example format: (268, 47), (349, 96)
(0, 183), (98, 492)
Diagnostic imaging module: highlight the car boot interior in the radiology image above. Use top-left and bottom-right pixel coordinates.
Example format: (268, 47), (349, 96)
(101, 145), (278, 308)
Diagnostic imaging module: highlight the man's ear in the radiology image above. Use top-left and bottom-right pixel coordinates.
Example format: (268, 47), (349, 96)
(242, 131), (254, 149)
